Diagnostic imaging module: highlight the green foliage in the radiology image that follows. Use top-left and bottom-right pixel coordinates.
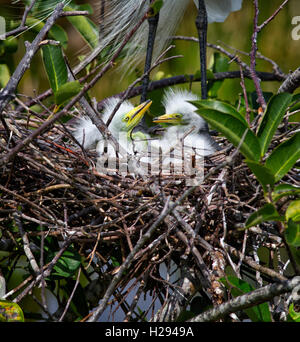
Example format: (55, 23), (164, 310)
(42, 44), (68, 94)
(257, 93), (292, 156)
(272, 184), (300, 202)
(48, 247), (81, 278)
(207, 53), (230, 98)
(54, 80), (83, 106)
(245, 160), (275, 193)
(220, 276), (272, 322)
(265, 132), (300, 182)
(0, 300), (25, 322)
(0, 64), (10, 88)
(245, 203), (283, 229)
(288, 303), (300, 322)
(65, 5), (99, 49)
(195, 107), (261, 161)
(193, 92), (299, 261)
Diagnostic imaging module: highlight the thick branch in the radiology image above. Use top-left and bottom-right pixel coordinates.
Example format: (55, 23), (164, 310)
(278, 67), (300, 94)
(189, 276), (300, 322)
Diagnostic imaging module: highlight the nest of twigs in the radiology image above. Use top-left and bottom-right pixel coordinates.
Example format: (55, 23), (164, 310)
(0, 104), (295, 322)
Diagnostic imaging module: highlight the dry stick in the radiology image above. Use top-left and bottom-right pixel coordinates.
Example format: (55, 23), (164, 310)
(239, 61), (251, 124)
(0, 183), (59, 225)
(250, 0), (289, 109)
(87, 197), (172, 322)
(250, 0), (266, 110)
(4, 0), (38, 38)
(58, 268), (82, 322)
(105, 46), (181, 127)
(13, 238), (72, 303)
(0, 2), (152, 166)
(278, 68), (300, 94)
(224, 243), (287, 282)
(20, 68), (283, 114)
(0, 3), (65, 114)
(189, 276), (300, 322)
(14, 212), (40, 275)
(88, 137), (246, 322)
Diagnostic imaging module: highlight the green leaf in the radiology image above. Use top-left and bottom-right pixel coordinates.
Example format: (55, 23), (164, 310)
(220, 276), (272, 322)
(196, 108), (261, 161)
(245, 160), (275, 192)
(49, 24), (68, 49)
(257, 93), (293, 156)
(0, 64), (10, 88)
(42, 44), (68, 93)
(208, 53), (229, 98)
(191, 99), (247, 125)
(53, 247), (81, 278)
(65, 6), (99, 49)
(54, 81), (83, 106)
(286, 199), (300, 221)
(285, 199), (300, 247)
(26, 18), (68, 48)
(285, 219), (300, 247)
(245, 203), (282, 229)
(3, 37), (18, 54)
(272, 184), (300, 202)
(288, 303), (300, 322)
(265, 132), (300, 182)
(0, 300), (24, 322)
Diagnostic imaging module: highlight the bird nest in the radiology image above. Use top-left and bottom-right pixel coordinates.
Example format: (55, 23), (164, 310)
(0, 106), (287, 321)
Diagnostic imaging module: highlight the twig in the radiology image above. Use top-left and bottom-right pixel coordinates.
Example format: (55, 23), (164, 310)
(250, 0), (289, 108)
(13, 238), (72, 303)
(249, 0), (266, 110)
(58, 268), (81, 322)
(189, 276), (300, 322)
(3, 0), (37, 38)
(0, 3), (65, 114)
(0, 1), (155, 165)
(87, 197), (171, 322)
(223, 242), (287, 282)
(97, 70), (284, 111)
(14, 212), (40, 275)
(278, 67), (300, 94)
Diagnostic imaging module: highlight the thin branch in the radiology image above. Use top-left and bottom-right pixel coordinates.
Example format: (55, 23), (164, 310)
(189, 276), (300, 322)
(250, 0), (266, 110)
(14, 212), (40, 275)
(0, 3), (65, 114)
(58, 268), (81, 322)
(278, 67), (300, 94)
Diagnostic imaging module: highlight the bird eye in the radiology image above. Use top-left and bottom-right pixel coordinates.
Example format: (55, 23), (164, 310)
(124, 116), (129, 121)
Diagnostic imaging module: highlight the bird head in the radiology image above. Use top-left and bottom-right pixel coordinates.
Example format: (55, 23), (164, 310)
(152, 89), (208, 132)
(121, 99), (152, 134)
(103, 98), (152, 138)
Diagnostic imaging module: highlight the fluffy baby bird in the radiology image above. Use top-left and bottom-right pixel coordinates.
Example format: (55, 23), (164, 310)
(73, 97), (152, 157)
(152, 89), (220, 157)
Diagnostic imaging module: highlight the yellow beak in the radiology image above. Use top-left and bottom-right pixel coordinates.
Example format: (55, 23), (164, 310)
(125, 99), (152, 129)
(152, 113), (181, 124)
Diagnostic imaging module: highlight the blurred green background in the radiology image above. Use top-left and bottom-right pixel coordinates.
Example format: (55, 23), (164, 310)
(1, 0), (300, 105)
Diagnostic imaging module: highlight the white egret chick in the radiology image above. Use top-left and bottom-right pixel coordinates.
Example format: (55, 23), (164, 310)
(152, 89), (220, 157)
(73, 98), (152, 156)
